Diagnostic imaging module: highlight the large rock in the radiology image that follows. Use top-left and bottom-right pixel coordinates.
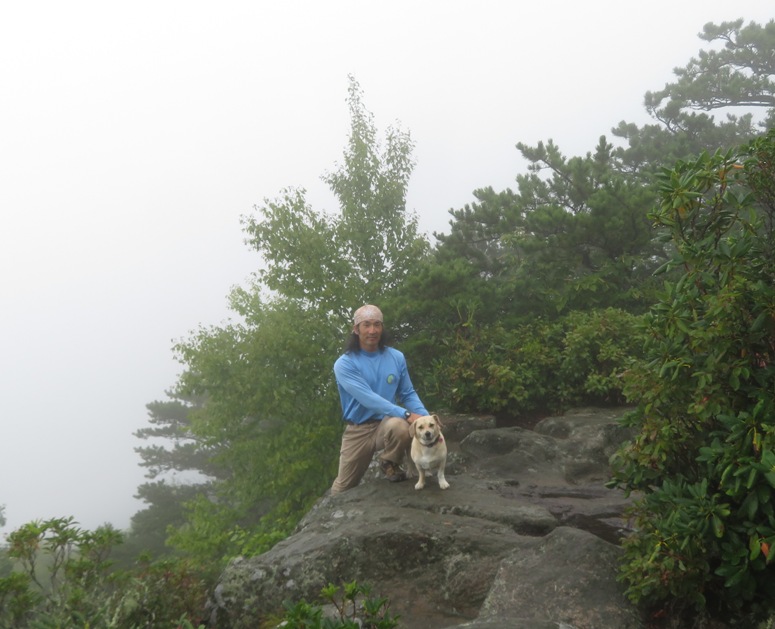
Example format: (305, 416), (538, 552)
(456, 527), (642, 629)
(210, 407), (644, 628)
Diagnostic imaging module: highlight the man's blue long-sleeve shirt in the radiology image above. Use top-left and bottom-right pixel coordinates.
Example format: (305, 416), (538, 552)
(334, 347), (428, 424)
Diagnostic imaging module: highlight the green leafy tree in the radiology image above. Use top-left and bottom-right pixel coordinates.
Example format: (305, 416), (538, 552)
(115, 481), (202, 567)
(168, 300), (342, 561)
(613, 19), (773, 176)
(400, 20), (775, 416)
(648, 19), (775, 129)
(155, 76), (429, 563)
(135, 395), (220, 480)
(431, 21), (775, 332)
(505, 137), (663, 314)
(241, 74), (428, 318)
(610, 130), (775, 624)
(117, 395), (220, 565)
(396, 136), (662, 407)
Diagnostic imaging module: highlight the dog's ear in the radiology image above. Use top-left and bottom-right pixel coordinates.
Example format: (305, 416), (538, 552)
(409, 420), (417, 438)
(433, 413), (444, 428)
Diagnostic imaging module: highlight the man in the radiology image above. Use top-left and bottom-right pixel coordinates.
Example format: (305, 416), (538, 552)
(330, 304), (429, 494)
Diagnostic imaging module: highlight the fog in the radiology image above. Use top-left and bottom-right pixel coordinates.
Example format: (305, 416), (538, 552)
(1, 0), (772, 535)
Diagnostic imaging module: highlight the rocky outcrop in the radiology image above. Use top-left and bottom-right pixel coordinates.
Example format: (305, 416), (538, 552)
(211, 407), (644, 628)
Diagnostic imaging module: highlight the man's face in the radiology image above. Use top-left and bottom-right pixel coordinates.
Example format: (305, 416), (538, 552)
(355, 319), (383, 351)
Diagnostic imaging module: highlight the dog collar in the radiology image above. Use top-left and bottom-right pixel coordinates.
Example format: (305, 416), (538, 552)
(422, 435), (443, 448)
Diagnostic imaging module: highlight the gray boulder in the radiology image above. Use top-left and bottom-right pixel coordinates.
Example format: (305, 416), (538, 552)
(456, 526), (642, 629)
(211, 408), (644, 628)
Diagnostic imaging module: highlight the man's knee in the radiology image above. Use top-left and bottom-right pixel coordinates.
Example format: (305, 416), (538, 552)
(381, 416), (412, 449)
(384, 415), (410, 433)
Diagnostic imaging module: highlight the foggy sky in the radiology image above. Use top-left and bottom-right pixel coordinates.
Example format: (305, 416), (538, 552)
(1, 0), (773, 535)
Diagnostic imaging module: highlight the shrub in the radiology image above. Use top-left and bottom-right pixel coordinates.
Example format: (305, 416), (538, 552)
(0, 517), (212, 628)
(610, 130), (775, 624)
(556, 308), (645, 406)
(434, 308), (644, 418)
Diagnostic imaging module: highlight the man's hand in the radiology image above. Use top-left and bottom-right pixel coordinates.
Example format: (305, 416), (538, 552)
(407, 412), (423, 423)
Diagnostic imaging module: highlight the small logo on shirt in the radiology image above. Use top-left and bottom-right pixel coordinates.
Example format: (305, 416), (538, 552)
(386, 374), (395, 384)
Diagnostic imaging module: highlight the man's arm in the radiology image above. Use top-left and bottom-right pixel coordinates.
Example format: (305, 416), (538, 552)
(395, 355), (429, 417)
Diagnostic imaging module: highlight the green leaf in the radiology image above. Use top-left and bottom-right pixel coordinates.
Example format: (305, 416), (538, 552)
(712, 515), (725, 538)
(750, 311), (768, 332)
(749, 535), (761, 560)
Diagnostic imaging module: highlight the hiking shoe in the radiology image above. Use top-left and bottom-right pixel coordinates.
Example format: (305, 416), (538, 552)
(380, 460), (407, 482)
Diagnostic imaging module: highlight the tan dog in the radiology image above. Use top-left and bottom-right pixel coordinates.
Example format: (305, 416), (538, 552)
(410, 414), (449, 490)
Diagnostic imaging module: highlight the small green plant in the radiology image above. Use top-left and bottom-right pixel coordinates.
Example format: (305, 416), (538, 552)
(280, 580), (399, 629)
(173, 614), (207, 629)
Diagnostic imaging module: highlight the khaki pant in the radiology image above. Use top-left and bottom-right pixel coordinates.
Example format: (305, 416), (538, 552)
(330, 416), (411, 495)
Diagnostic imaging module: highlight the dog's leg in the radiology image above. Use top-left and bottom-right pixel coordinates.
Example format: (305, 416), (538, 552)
(404, 446), (414, 479)
(414, 465), (426, 490)
(437, 463), (450, 490)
